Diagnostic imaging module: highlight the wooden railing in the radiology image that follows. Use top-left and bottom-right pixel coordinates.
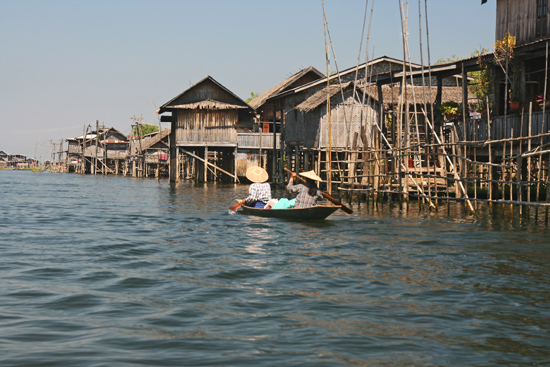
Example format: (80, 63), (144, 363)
(237, 132), (280, 150)
(455, 111), (550, 142)
(83, 147), (127, 160)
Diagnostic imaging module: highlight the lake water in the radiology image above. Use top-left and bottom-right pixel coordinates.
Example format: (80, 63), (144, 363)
(1, 170), (549, 366)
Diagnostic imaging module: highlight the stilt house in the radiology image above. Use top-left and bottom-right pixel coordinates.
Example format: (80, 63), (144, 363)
(158, 76), (256, 183)
(247, 66), (325, 181)
(481, 0), (550, 140)
(0, 150), (10, 168)
(127, 128), (170, 178)
(258, 57), (473, 182)
(64, 138), (81, 173)
(81, 126), (129, 175)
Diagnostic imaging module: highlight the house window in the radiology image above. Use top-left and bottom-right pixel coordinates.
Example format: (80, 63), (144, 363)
(537, 0), (548, 37)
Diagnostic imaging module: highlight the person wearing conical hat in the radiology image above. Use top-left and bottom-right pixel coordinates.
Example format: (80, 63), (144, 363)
(287, 170), (323, 208)
(244, 166), (271, 208)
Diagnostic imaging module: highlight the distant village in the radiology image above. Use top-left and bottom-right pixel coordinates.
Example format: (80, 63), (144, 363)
(4, 1), (550, 212)
(0, 151), (39, 169)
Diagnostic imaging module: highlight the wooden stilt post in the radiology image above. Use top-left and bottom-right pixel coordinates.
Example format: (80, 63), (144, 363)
(474, 146), (478, 206)
(510, 140), (515, 201)
(487, 96), (494, 201)
(528, 102), (533, 203)
(502, 143), (508, 201)
(204, 147), (208, 183)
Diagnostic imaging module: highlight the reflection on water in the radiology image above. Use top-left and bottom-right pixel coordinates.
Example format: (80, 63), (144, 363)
(0, 170), (548, 366)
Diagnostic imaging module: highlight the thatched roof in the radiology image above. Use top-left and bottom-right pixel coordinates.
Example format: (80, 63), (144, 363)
(129, 129), (171, 155)
(368, 84), (480, 106)
(170, 99), (249, 110)
(159, 76), (251, 113)
(141, 128), (170, 150)
(295, 82), (480, 112)
(296, 82), (353, 112)
(248, 66), (324, 110)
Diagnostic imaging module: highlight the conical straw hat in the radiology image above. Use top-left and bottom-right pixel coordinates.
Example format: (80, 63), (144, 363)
(246, 166), (269, 183)
(299, 170), (322, 181)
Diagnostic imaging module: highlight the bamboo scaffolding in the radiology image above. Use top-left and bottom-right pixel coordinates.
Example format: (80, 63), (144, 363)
(335, 115), (549, 208)
(291, 3), (549, 212)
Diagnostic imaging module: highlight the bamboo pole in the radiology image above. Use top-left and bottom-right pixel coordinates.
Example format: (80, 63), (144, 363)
(180, 148), (239, 183)
(322, 1), (332, 195)
(422, 109), (474, 211)
(547, 154), (550, 207)
(532, 102), (533, 201)
(451, 131), (459, 198)
(509, 140), (514, 201)
(373, 108), (436, 208)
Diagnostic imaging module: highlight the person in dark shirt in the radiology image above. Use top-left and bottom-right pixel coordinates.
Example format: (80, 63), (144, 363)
(287, 170), (323, 208)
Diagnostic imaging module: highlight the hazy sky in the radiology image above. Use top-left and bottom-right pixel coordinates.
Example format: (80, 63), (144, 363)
(0, 0), (496, 160)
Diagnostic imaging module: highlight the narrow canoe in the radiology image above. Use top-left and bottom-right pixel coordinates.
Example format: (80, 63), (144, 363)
(240, 205), (341, 220)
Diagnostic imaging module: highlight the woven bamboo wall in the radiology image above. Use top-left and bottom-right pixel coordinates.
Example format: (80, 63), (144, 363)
(175, 109), (238, 146)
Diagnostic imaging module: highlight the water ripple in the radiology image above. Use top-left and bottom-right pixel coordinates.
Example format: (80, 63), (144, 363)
(0, 171), (549, 366)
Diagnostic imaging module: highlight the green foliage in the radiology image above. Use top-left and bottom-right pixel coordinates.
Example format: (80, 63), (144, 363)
(439, 101), (460, 115)
(434, 54), (461, 65)
(494, 32), (516, 60)
(469, 48), (493, 109)
(493, 33), (522, 103)
(245, 92), (260, 103)
(435, 50), (492, 110)
(133, 123), (159, 136)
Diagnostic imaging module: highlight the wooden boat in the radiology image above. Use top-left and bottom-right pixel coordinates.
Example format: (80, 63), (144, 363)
(240, 204), (341, 220)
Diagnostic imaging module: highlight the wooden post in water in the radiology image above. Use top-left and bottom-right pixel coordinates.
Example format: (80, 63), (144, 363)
(489, 150), (495, 198)
(374, 122), (381, 203)
(517, 140), (523, 205)
(203, 147), (208, 183)
(528, 103), (533, 203)
(451, 126), (460, 198)
(547, 153), (550, 222)
(81, 124), (86, 175)
(404, 107), (410, 203)
(474, 147), (477, 206)
(502, 142), (509, 201)
(509, 140), (514, 201)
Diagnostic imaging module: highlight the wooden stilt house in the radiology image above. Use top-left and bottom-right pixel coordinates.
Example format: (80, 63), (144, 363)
(247, 66), (325, 182)
(158, 76), (256, 183)
(81, 126), (129, 175)
(127, 128), (171, 178)
(258, 56), (477, 192)
(276, 79), (382, 188)
(0, 150), (10, 168)
(482, 0), (550, 140)
(65, 138), (81, 173)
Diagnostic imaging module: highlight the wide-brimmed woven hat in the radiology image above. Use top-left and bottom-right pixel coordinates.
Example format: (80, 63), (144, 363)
(299, 170), (322, 181)
(246, 166), (269, 183)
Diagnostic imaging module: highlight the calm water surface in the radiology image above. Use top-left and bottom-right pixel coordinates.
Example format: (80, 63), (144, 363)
(1, 170), (549, 366)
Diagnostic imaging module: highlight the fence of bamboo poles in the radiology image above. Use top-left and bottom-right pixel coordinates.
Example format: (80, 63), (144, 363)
(306, 106), (550, 216)
(331, 128), (550, 213)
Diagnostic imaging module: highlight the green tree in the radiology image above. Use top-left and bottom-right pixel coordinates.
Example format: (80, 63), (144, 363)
(470, 48), (493, 109)
(435, 50), (493, 110)
(434, 54), (461, 65)
(245, 92), (260, 103)
(133, 123), (159, 136)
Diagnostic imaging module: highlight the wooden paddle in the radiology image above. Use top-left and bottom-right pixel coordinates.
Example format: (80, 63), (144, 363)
(284, 168), (353, 214)
(229, 199), (246, 211)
